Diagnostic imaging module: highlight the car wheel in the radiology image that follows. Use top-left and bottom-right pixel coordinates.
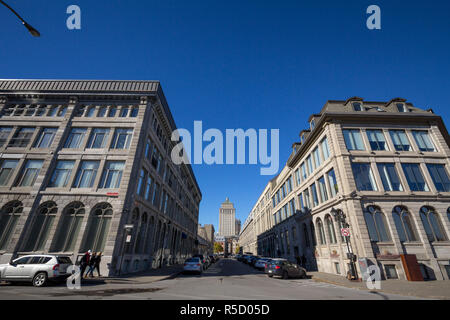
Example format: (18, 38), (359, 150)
(32, 272), (48, 287)
(267, 274), (273, 278)
(282, 271), (289, 280)
(301, 271), (307, 279)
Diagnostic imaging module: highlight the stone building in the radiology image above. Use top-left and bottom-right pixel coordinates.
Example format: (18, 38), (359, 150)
(0, 79), (201, 276)
(248, 97), (450, 281)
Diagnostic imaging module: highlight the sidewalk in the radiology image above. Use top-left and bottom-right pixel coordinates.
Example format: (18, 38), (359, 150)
(309, 271), (450, 300)
(82, 264), (184, 285)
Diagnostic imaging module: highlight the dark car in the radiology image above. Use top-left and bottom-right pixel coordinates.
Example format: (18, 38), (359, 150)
(266, 259), (307, 279)
(249, 256), (260, 267)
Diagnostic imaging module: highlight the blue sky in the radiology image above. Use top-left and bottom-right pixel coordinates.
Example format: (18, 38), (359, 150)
(1, 0), (449, 230)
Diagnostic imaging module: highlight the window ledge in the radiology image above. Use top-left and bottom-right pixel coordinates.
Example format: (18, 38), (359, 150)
(430, 241), (450, 246)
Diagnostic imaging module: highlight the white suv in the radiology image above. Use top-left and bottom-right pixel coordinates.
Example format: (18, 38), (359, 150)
(0, 255), (73, 287)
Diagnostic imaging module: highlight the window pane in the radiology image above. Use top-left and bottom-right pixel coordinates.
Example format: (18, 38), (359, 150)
(0, 127), (12, 147)
(19, 160), (44, 187)
(377, 163), (403, 191)
(343, 129), (364, 151)
(352, 163), (377, 191)
(367, 130), (387, 151)
(49, 161), (74, 188)
(364, 211), (379, 242)
(402, 212), (417, 242)
(402, 163), (429, 192)
(321, 137), (330, 160)
(420, 211), (436, 242)
(389, 130), (411, 151)
(327, 169), (338, 197)
(393, 212), (407, 242)
(413, 131), (435, 152)
(64, 128), (87, 149)
(87, 128), (109, 149)
(318, 176), (328, 202)
(429, 212), (447, 241)
(427, 164), (450, 192)
(73, 161), (99, 188)
(311, 183), (319, 206)
(0, 160), (19, 186)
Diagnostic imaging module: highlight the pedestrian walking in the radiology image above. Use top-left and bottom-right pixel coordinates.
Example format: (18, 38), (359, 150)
(85, 252), (97, 278)
(79, 250), (91, 278)
(94, 252), (102, 277)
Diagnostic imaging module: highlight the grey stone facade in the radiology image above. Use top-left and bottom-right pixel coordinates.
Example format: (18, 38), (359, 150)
(0, 80), (201, 276)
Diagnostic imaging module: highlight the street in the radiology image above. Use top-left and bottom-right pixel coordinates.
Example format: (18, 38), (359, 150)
(0, 258), (417, 300)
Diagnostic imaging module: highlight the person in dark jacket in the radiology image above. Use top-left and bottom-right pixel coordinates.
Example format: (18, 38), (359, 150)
(79, 250), (91, 278)
(94, 252), (102, 277)
(85, 252), (97, 278)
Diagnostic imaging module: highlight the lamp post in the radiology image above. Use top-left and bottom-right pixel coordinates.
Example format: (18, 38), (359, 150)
(0, 0), (40, 37)
(331, 208), (358, 281)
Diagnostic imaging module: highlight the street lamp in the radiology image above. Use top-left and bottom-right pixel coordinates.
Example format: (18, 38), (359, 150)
(0, 0), (40, 37)
(331, 208), (358, 281)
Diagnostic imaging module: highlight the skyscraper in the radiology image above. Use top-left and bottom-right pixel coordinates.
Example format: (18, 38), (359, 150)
(219, 197), (236, 237)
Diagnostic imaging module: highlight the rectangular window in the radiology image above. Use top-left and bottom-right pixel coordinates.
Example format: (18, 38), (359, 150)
(307, 155), (314, 175)
(145, 175), (153, 201)
(17, 160), (43, 187)
(366, 130), (388, 151)
(343, 129), (365, 151)
(298, 193), (304, 210)
(87, 128), (110, 149)
(73, 161), (99, 188)
(377, 163), (403, 191)
(0, 127), (12, 147)
(321, 137), (330, 160)
(311, 183), (319, 207)
(64, 128), (87, 149)
(304, 189), (311, 208)
(402, 163), (429, 192)
(111, 128), (133, 149)
(352, 163), (378, 191)
(136, 168), (147, 196)
(289, 198), (296, 216)
(313, 147), (321, 168)
(384, 265), (399, 279)
(99, 161), (125, 189)
(318, 176), (328, 202)
(301, 162), (307, 180)
(353, 102), (362, 111)
(287, 176), (293, 193)
(396, 103), (406, 112)
(295, 169), (301, 186)
(426, 164), (450, 192)
(327, 169), (338, 197)
(145, 138), (152, 160)
(34, 128), (57, 149)
(8, 127), (35, 148)
(389, 130), (411, 151)
(0, 159), (19, 186)
(48, 161), (75, 188)
(412, 131), (435, 152)
(281, 205), (287, 220)
(152, 183), (160, 206)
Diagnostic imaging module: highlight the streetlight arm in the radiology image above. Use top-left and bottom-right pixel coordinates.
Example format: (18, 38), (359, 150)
(0, 0), (40, 37)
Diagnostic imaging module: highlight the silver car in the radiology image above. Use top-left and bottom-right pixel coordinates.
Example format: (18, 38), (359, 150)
(183, 257), (202, 275)
(0, 255), (73, 287)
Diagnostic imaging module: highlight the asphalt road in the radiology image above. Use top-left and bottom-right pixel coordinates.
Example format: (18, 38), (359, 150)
(0, 258), (415, 300)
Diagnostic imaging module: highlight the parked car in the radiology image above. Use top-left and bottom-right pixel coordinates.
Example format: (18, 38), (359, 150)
(249, 256), (261, 267)
(235, 254), (241, 261)
(254, 258), (271, 270)
(266, 259), (307, 279)
(183, 257), (203, 275)
(0, 255), (73, 287)
(192, 254), (208, 270)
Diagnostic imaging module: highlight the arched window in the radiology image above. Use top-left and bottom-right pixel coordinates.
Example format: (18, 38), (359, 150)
(135, 212), (148, 254)
(325, 215), (337, 244)
(144, 216), (155, 254)
(0, 201), (23, 250)
(420, 206), (448, 242)
(303, 223), (310, 247)
(81, 203), (113, 252)
(310, 221), (317, 246)
(364, 206), (391, 242)
(52, 202), (85, 252)
(392, 206), (418, 242)
(316, 218), (326, 245)
(24, 202), (58, 252)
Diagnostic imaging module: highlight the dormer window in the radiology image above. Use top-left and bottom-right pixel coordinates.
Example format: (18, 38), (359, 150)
(352, 103), (362, 111)
(310, 120), (315, 130)
(397, 103), (407, 112)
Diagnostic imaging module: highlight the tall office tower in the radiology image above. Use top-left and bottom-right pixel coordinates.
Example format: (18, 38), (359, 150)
(235, 219), (241, 235)
(219, 197), (236, 237)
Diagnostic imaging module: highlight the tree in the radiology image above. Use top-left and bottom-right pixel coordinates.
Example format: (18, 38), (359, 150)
(214, 242), (224, 253)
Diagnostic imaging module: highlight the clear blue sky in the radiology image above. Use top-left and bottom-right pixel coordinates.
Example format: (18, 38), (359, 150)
(1, 0), (449, 230)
